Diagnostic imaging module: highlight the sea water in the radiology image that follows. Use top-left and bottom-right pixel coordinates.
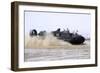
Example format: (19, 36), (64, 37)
(24, 33), (90, 62)
(24, 48), (90, 62)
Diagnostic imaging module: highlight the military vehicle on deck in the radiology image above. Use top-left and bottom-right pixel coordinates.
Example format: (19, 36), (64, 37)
(52, 28), (85, 45)
(30, 28), (85, 45)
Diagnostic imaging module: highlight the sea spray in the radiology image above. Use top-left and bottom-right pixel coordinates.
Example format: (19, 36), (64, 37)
(25, 33), (72, 49)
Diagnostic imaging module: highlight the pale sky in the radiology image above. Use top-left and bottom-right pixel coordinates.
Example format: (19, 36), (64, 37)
(24, 11), (91, 38)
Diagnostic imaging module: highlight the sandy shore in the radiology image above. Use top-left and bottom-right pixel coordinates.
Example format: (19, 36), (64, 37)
(25, 34), (90, 49)
(24, 34), (90, 62)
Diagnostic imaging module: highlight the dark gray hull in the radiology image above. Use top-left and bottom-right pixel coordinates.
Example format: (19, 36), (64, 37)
(52, 29), (85, 45)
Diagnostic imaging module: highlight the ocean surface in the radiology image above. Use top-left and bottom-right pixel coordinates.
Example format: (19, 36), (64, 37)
(24, 48), (90, 62)
(25, 34), (90, 62)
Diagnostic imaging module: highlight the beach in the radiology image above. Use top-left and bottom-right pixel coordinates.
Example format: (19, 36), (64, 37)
(24, 34), (90, 62)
